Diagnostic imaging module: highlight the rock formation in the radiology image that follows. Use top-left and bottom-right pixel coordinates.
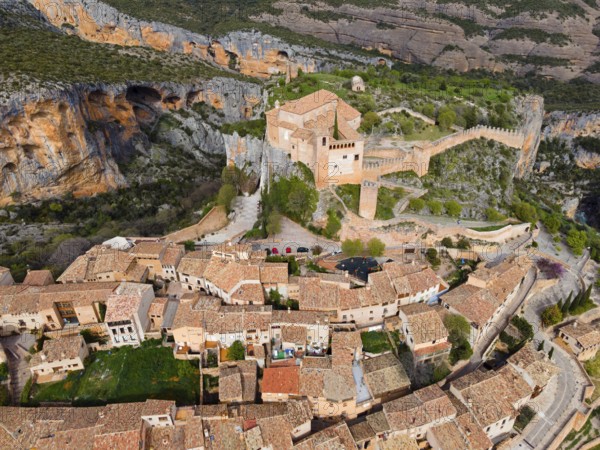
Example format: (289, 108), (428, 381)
(28, 0), (386, 79)
(0, 78), (263, 205)
(255, 1), (600, 81)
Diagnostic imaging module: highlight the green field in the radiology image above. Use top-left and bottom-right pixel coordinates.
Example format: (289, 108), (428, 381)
(31, 342), (200, 406)
(361, 331), (392, 353)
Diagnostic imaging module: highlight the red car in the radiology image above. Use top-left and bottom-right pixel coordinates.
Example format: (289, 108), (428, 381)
(271, 247), (279, 255)
(286, 247), (292, 254)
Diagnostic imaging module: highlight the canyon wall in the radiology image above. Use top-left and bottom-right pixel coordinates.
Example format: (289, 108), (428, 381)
(0, 78), (264, 205)
(28, 0), (387, 79)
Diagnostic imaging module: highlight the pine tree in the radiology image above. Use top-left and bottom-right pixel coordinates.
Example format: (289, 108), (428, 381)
(333, 111), (340, 140)
(548, 347), (554, 360)
(537, 341), (544, 351)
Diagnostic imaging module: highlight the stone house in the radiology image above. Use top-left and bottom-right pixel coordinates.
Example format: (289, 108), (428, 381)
(558, 321), (600, 361)
(29, 335), (89, 382)
(104, 283), (154, 347)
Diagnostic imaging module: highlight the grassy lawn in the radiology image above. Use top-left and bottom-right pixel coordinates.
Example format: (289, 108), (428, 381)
(31, 342), (199, 406)
(335, 184), (360, 214)
(469, 224), (508, 232)
(402, 125), (454, 142)
(361, 331), (392, 354)
(375, 187), (405, 220)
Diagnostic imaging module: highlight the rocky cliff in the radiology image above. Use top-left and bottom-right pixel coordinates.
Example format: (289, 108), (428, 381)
(0, 78), (264, 205)
(255, 0), (600, 81)
(28, 0), (387, 79)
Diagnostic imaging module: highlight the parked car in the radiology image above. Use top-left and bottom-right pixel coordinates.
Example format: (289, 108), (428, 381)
(297, 247), (309, 253)
(271, 247), (279, 255)
(285, 247), (292, 254)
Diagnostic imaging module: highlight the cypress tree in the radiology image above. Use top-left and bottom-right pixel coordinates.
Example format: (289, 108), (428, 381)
(333, 111), (340, 140)
(558, 299), (563, 311)
(584, 284), (593, 302)
(562, 293), (572, 314)
(570, 290), (583, 312)
(537, 341), (544, 351)
(548, 347), (554, 360)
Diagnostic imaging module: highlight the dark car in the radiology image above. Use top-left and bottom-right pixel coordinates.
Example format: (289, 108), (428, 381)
(297, 247), (309, 253)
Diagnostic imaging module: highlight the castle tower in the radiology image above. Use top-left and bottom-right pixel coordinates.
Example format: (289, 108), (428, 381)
(358, 180), (379, 220)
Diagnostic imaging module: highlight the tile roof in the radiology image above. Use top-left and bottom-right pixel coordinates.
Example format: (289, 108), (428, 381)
(282, 325), (308, 344)
(162, 245), (185, 267)
(271, 310), (334, 325)
(176, 252), (212, 277)
(23, 270), (54, 286)
(399, 303), (449, 345)
(294, 422), (358, 450)
(451, 367), (531, 428)
(276, 90), (360, 121)
(378, 434), (420, 450)
(30, 335), (85, 366)
(508, 342), (559, 388)
(149, 297), (168, 316)
(219, 360), (257, 403)
(203, 417), (245, 450)
(383, 384), (456, 432)
(362, 353), (410, 398)
(262, 366), (300, 395)
(231, 283), (265, 304)
(560, 322), (600, 349)
(259, 263), (289, 284)
(57, 245), (144, 283)
(129, 241), (167, 260)
(365, 410), (390, 434)
(298, 277), (339, 310)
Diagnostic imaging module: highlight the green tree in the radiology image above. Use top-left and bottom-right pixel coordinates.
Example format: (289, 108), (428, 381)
(464, 106), (478, 128)
(541, 305), (563, 326)
(441, 237), (454, 248)
(422, 103), (435, 119)
(266, 211), (282, 236)
(485, 207), (506, 222)
(360, 111), (382, 132)
(217, 184), (237, 212)
(288, 186), (316, 223)
(542, 213), (562, 235)
(333, 111), (340, 140)
(0, 385), (9, 406)
(0, 363), (8, 381)
(342, 239), (364, 257)
(445, 200), (462, 217)
(409, 198), (425, 212)
(311, 245), (323, 256)
(537, 341), (544, 351)
(324, 209), (342, 239)
(367, 238), (386, 257)
(548, 347), (554, 360)
(426, 248), (441, 268)
(427, 200), (443, 215)
(184, 240), (195, 252)
(562, 292), (573, 314)
(566, 228), (587, 256)
(513, 202), (538, 224)
(443, 314), (471, 339)
(438, 107), (457, 130)
(456, 237), (470, 250)
(268, 289), (283, 307)
(227, 340), (245, 361)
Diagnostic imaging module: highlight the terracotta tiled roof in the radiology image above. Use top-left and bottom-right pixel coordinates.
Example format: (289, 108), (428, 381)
(262, 366), (300, 395)
(294, 422), (358, 450)
(129, 241), (167, 260)
(259, 263), (289, 284)
(176, 252), (211, 277)
(560, 322), (600, 349)
(508, 342), (559, 388)
(362, 353), (410, 398)
(162, 245), (185, 267)
(271, 309), (334, 325)
(231, 283), (265, 304)
(30, 335), (85, 366)
(282, 325), (307, 344)
(399, 303), (449, 345)
(23, 270), (54, 286)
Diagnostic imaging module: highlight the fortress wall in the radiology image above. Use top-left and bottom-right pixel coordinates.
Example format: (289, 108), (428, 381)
(426, 125), (525, 157)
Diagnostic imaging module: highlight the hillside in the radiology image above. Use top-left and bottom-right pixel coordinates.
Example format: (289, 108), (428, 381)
(97, 0), (600, 82)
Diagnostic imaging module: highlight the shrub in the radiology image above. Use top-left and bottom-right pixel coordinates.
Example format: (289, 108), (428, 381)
(227, 341), (245, 361)
(342, 239), (364, 257)
(566, 228), (587, 256)
(445, 200), (462, 217)
(360, 111), (382, 132)
(367, 238), (386, 257)
(513, 202), (538, 224)
(441, 237), (454, 248)
(485, 207), (506, 222)
(426, 248), (441, 268)
(184, 240), (195, 252)
(217, 184), (237, 212)
(324, 209), (342, 239)
(427, 199), (443, 215)
(456, 237), (470, 249)
(541, 305), (563, 326)
(266, 211), (282, 236)
(542, 213), (562, 234)
(409, 198), (425, 212)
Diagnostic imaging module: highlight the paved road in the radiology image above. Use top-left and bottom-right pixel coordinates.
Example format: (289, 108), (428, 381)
(258, 217), (339, 254)
(447, 268), (537, 382)
(510, 265), (590, 449)
(198, 191), (260, 245)
(2, 334), (36, 404)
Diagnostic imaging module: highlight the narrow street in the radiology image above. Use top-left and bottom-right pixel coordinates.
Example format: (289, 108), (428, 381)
(2, 334), (35, 404)
(510, 261), (592, 449)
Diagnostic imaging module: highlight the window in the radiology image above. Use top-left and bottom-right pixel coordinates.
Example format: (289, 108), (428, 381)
(343, 155), (347, 159)
(322, 137), (327, 146)
(354, 154), (359, 161)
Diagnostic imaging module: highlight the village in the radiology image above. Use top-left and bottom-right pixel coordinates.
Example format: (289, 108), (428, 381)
(0, 88), (597, 450)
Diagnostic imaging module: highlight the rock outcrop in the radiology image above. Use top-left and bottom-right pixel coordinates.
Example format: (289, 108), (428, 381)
(28, 0), (387, 79)
(255, 1), (600, 81)
(0, 78), (264, 205)
(543, 111), (600, 140)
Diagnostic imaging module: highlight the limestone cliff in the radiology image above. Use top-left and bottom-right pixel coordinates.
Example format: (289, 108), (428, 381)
(255, 1), (600, 81)
(0, 78), (264, 205)
(28, 0), (386, 79)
